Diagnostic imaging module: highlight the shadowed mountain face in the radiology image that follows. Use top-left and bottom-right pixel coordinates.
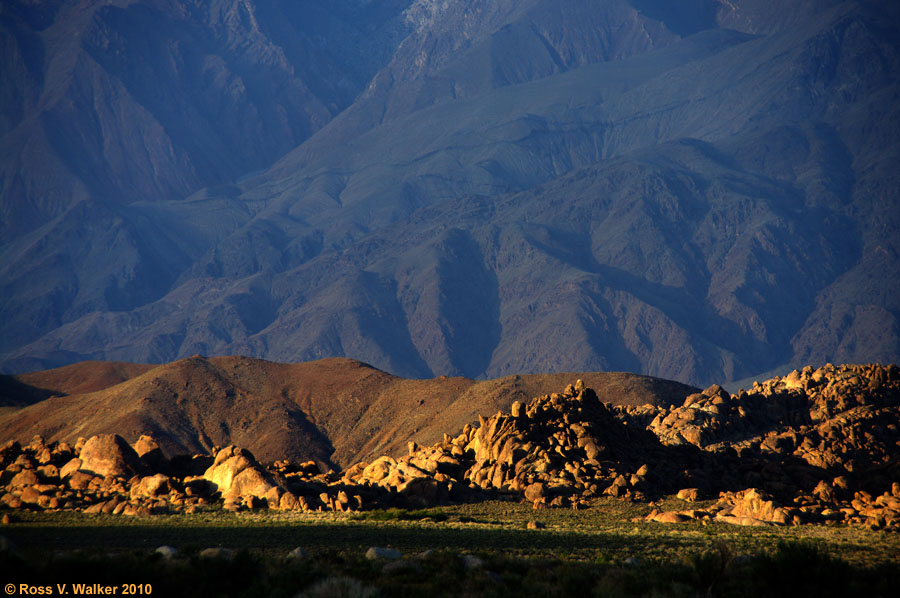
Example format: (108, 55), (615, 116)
(1, 0), (898, 386)
(0, 0), (410, 236)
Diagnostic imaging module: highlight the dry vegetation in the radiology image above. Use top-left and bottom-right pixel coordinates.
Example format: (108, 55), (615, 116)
(2, 500), (898, 597)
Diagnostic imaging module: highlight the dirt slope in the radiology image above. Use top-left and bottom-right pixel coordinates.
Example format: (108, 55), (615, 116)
(0, 356), (696, 467)
(0, 361), (155, 416)
(10, 361), (155, 397)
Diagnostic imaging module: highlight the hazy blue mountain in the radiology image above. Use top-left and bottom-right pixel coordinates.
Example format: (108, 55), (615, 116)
(0, 0), (411, 348)
(0, 0), (410, 238)
(2, 0), (898, 387)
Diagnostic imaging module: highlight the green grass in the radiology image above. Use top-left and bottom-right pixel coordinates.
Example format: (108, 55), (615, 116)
(1, 498), (898, 597)
(349, 507), (450, 523)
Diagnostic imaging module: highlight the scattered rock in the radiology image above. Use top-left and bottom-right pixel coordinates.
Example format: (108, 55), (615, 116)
(198, 547), (234, 560)
(461, 554), (485, 569)
(9, 469), (39, 488)
(287, 547), (309, 560)
(524, 482), (546, 502)
(715, 514), (773, 527)
(676, 488), (700, 502)
(130, 474), (171, 499)
(155, 546), (178, 559)
(646, 510), (693, 524)
(715, 488), (791, 525)
(365, 547), (402, 560)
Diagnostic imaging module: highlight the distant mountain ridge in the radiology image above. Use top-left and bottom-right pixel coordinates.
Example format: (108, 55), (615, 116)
(1, 0), (898, 386)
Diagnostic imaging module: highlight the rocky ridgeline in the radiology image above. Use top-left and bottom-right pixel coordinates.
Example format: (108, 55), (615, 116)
(1, 364), (898, 530)
(342, 380), (670, 509)
(641, 364), (900, 464)
(633, 364), (900, 529)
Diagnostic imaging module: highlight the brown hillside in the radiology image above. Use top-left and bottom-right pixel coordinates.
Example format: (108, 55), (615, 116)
(0, 356), (695, 467)
(0, 361), (155, 411)
(15, 361), (156, 396)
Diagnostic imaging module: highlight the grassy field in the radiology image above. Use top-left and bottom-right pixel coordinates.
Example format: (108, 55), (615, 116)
(2, 498), (898, 597)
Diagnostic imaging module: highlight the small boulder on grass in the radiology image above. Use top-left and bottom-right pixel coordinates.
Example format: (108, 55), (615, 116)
(155, 546), (178, 560)
(677, 488), (700, 502)
(287, 547), (308, 560)
(646, 510), (692, 524)
(199, 547), (233, 560)
(365, 547), (401, 560)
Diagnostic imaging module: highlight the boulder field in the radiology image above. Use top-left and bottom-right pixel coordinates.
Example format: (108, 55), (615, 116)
(1, 364), (898, 530)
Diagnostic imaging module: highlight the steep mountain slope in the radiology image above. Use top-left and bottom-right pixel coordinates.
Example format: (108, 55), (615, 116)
(0, 0), (411, 356)
(1, 0), (898, 387)
(274, 0), (683, 169)
(0, 0), (408, 235)
(0, 356), (696, 466)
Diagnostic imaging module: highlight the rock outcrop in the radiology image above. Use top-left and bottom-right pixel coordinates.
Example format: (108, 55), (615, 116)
(342, 381), (670, 509)
(78, 434), (148, 478)
(643, 364), (900, 474)
(1, 364), (898, 529)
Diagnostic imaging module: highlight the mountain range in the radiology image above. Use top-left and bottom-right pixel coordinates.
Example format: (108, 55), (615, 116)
(2, 0), (899, 387)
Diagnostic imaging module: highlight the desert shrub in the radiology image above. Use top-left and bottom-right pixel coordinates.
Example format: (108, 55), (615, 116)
(296, 576), (378, 598)
(748, 541), (851, 598)
(686, 542), (732, 596)
(350, 508), (447, 522)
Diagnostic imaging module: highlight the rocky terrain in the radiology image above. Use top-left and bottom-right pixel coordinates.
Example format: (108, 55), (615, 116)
(2, 362), (898, 531)
(0, 356), (695, 466)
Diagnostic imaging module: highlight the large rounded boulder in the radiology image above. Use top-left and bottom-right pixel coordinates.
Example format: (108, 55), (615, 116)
(203, 446), (278, 501)
(78, 434), (147, 478)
